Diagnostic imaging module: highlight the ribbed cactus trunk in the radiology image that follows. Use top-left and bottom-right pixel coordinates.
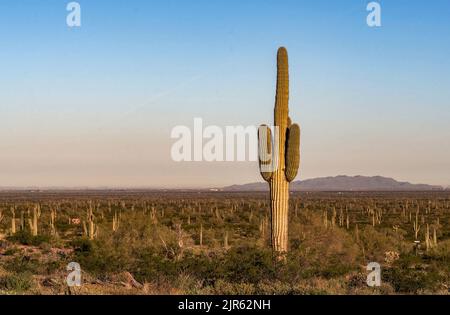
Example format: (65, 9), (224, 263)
(270, 173), (289, 252)
(258, 47), (300, 257)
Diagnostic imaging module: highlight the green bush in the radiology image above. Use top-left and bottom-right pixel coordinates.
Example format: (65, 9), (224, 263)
(7, 230), (52, 246)
(220, 246), (275, 283)
(71, 238), (131, 277)
(0, 272), (34, 292)
(384, 254), (444, 293)
(4, 254), (41, 274)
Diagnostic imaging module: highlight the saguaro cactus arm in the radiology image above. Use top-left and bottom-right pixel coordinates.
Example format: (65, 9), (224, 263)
(258, 125), (274, 181)
(285, 123), (300, 182)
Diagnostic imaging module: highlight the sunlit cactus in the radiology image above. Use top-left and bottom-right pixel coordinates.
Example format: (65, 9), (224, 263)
(83, 202), (98, 240)
(112, 209), (120, 232)
(10, 206), (16, 235)
(258, 47), (301, 256)
(28, 204), (41, 236)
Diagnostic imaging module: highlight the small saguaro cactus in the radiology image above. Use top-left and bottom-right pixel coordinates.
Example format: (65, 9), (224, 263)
(223, 230), (229, 249)
(258, 47), (300, 255)
(425, 224), (431, 252)
(50, 207), (58, 236)
(10, 206), (16, 235)
(413, 209), (421, 240)
(199, 224), (203, 247)
(83, 203), (98, 240)
(28, 204), (41, 236)
(20, 210), (25, 231)
(433, 227), (438, 247)
(112, 209), (120, 232)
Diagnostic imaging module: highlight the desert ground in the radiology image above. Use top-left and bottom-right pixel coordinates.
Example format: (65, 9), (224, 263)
(0, 190), (449, 295)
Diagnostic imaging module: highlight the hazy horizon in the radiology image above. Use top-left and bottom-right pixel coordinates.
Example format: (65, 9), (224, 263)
(0, 174), (447, 190)
(1, 1), (450, 188)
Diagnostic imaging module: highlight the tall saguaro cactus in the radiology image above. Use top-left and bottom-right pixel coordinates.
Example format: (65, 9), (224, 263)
(258, 47), (300, 255)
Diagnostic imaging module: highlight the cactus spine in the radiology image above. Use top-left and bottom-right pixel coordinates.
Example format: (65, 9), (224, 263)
(258, 47), (300, 255)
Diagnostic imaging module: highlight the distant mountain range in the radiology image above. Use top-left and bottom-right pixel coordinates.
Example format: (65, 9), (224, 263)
(0, 176), (446, 192)
(222, 175), (444, 191)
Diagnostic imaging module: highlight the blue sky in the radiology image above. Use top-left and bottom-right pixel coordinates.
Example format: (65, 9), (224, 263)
(0, 0), (449, 187)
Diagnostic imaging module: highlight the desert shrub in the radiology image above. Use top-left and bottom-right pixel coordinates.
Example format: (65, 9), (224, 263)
(39, 242), (52, 253)
(359, 226), (405, 262)
(212, 279), (256, 294)
(70, 238), (93, 253)
(384, 254), (444, 293)
(8, 230), (52, 246)
(220, 246), (275, 283)
(3, 246), (19, 256)
(428, 239), (450, 278)
(285, 222), (360, 280)
(171, 272), (206, 294)
(43, 259), (66, 275)
(135, 245), (275, 286)
(176, 252), (219, 285)
(256, 280), (297, 294)
(0, 272), (34, 292)
(55, 219), (72, 233)
(4, 254), (41, 274)
(133, 248), (178, 283)
(71, 238), (132, 277)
